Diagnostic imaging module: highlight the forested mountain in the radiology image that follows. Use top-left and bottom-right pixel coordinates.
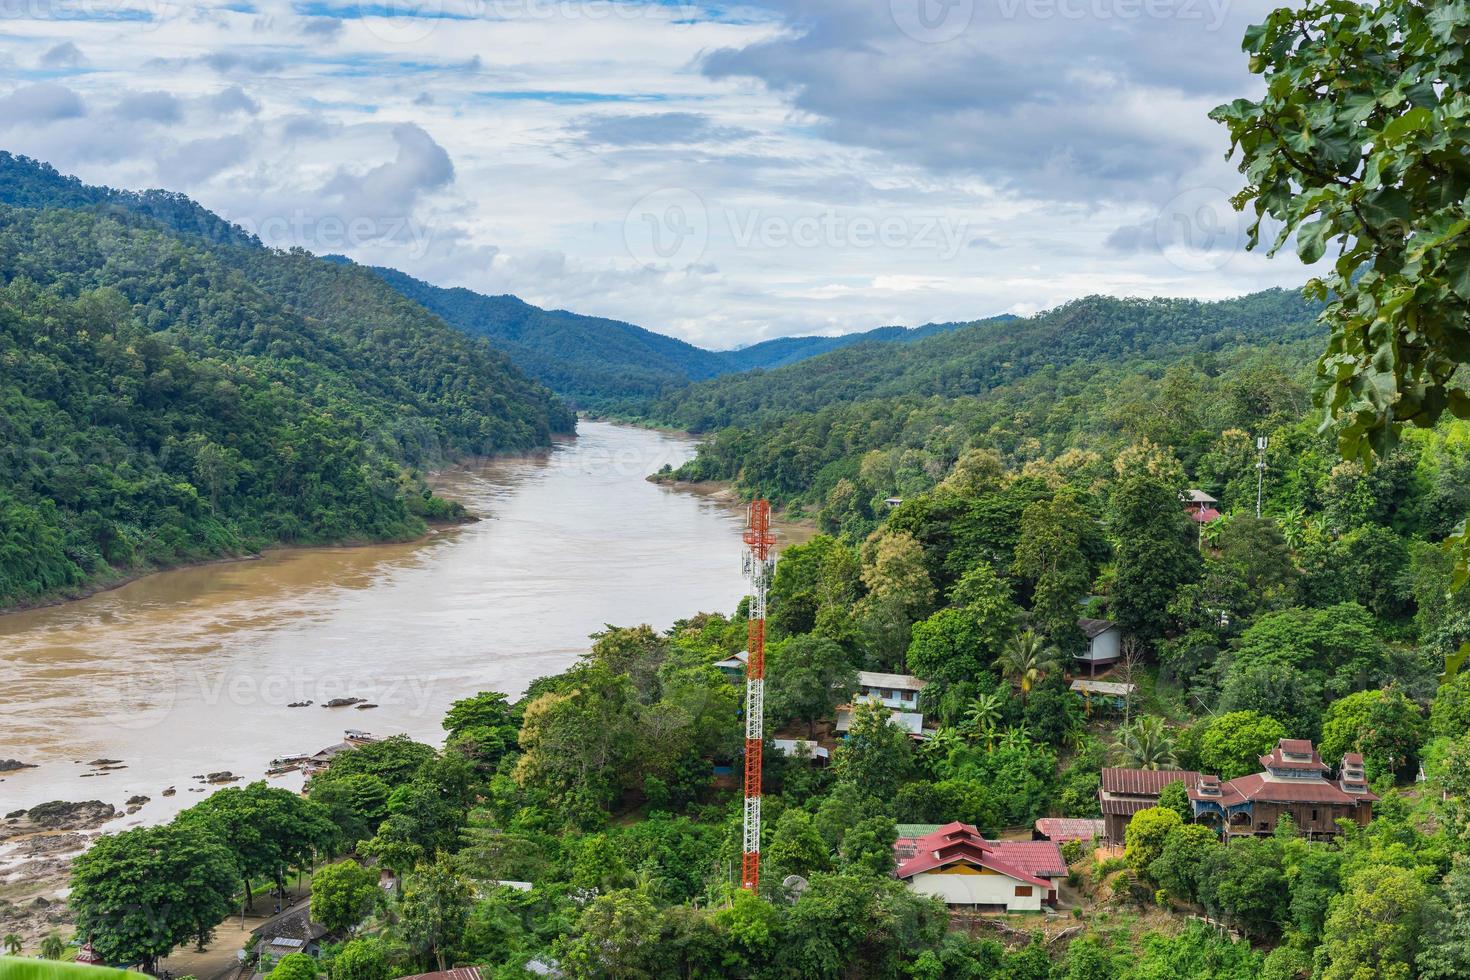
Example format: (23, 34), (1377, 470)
(361, 261), (999, 407)
(0, 164), (573, 608)
(0, 151), (260, 249)
(720, 316), (1004, 373)
(645, 290), (1323, 431)
(647, 290), (1327, 504)
(360, 263), (731, 406)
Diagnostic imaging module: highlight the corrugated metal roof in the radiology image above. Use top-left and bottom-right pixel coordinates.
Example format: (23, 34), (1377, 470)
(1070, 680), (1134, 696)
(1078, 618), (1117, 639)
(1034, 817), (1106, 841)
(989, 840), (1067, 878)
(857, 670), (927, 691)
(397, 969), (484, 980)
(1100, 768), (1198, 796)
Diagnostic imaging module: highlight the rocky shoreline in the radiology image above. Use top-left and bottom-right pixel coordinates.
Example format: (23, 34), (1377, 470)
(0, 800), (122, 946)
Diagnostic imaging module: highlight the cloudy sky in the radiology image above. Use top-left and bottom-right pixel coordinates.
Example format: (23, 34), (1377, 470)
(0, 0), (1308, 348)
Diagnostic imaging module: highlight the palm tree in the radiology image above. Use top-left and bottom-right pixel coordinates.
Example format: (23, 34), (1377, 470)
(998, 724), (1032, 752)
(40, 933), (66, 961)
(3, 933), (21, 956)
(920, 727), (962, 768)
(996, 630), (1061, 699)
(1110, 715), (1178, 770)
(962, 692), (1004, 747)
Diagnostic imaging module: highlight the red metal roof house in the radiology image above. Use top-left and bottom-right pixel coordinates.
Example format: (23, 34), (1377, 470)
(893, 822), (1066, 911)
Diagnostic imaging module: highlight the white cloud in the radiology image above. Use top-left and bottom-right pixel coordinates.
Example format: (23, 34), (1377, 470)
(0, 0), (1312, 345)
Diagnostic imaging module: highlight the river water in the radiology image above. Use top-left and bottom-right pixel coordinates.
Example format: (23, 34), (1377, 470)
(0, 422), (802, 824)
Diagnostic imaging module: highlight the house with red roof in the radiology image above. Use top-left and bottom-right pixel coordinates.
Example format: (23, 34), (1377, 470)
(893, 822), (1066, 911)
(1033, 817), (1106, 843)
(1183, 489), (1222, 524)
(1188, 739), (1377, 837)
(1098, 767), (1200, 843)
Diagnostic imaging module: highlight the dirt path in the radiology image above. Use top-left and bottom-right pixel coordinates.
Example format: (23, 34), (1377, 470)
(157, 884), (310, 980)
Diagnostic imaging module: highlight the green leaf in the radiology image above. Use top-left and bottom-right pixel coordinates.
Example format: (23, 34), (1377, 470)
(1380, 106), (1432, 143)
(1297, 219), (1331, 264)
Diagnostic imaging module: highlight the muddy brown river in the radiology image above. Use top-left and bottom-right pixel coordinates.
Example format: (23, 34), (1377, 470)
(0, 422), (804, 823)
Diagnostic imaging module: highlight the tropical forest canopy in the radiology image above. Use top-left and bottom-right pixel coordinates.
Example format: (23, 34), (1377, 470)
(0, 154), (572, 608)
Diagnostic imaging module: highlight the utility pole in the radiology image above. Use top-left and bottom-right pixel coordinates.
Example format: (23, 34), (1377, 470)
(740, 500), (774, 892)
(1255, 435), (1269, 518)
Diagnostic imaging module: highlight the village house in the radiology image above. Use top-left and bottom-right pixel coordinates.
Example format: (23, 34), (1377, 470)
(713, 650), (749, 681)
(1074, 618), (1123, 676)
(893, 822), (1066, 911)
(1189, 739), (1377, 837)
(1069, 678), (1134, 712)
(856, 670), (927, 710)
(1183, 489), (1221, 523)
(249, 905), (329, 977)
(1033, 817), (1106, 844)
(834, 670), (929, 738)
(772, 738), (830, 764)
(1098, 767), (1201, 843)
(835, 702), (925, 737)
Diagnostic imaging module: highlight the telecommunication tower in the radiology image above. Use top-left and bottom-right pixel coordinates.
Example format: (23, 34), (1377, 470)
(740, 499), (775, 891)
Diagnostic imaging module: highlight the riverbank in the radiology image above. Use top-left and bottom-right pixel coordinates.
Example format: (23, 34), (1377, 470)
(648, 476), (820, 531)
(0, 518), (475, 621)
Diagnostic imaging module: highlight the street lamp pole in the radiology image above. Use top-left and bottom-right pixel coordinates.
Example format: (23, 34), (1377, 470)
(1255, 436), (1269, 518)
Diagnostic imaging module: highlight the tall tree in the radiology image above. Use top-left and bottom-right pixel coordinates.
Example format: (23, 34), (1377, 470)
(1111, 716), (1178, 770)
(1011, 492), (1094, 652)
(69, 825), (237, 974)
(832, 700), (915, 801)
(398, 856), (474, 973)
(177, 781), (333, 904)
(1211, 0), (1470, 469)
(995, 630), (1061, 699)
(1108, 471), (1200, 645)
(1321, 865), (1430, 980)
(768, 635), (858, 738)
(309, 860), (380, 935)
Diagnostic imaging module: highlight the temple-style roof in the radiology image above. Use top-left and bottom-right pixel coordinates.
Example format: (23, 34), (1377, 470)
(1188, 740), (1380, 808)
(894, 822), (1051, 887)
(1260, 738), (1329, 773)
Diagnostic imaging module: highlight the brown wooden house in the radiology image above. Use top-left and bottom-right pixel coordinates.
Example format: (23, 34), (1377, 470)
(1188, 739), (1376, 837)
(1098, 767), (1199, 843)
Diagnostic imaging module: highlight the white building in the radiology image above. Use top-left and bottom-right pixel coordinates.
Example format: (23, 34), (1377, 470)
(894, 823), (1064, 912)
(835, 703), (925, 737)
(856, 670), (927, 710)
(1075, 618), (1122, 676)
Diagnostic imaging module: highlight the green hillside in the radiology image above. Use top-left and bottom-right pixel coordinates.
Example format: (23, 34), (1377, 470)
(361, 262), (729, 406)
(0, 164), (572, 609)
(720, 317), (1003, 373)
(361, 261), (997, 407)
(650, 290), (1325, 504)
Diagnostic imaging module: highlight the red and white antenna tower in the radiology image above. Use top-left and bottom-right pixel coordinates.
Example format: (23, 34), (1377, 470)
(740, 499), (775, 892)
